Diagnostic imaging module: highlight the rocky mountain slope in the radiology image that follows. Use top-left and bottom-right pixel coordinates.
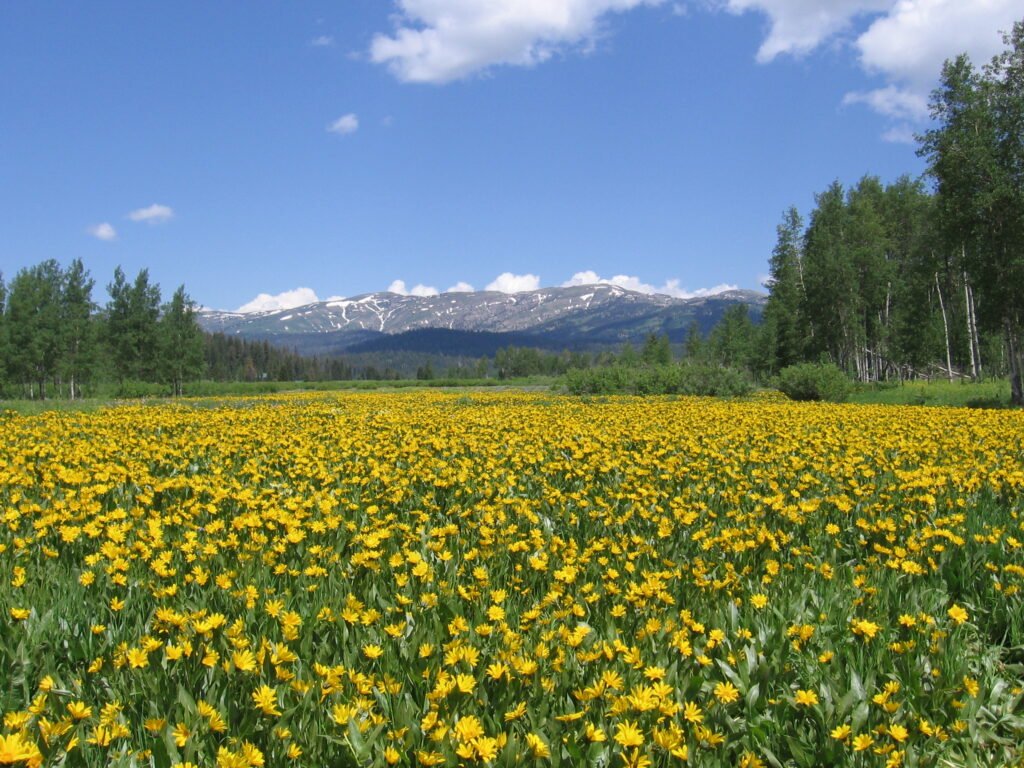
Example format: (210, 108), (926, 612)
(199, 284), (765, 355)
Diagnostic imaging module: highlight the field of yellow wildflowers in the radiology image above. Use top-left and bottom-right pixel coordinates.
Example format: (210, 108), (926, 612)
(1, 391), (1023, 767)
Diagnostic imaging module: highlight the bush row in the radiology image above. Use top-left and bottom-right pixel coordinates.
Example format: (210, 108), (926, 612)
(564, 363), (754, 397)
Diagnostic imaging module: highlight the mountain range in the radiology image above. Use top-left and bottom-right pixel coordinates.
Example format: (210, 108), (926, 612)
(198, 284), (766, 357)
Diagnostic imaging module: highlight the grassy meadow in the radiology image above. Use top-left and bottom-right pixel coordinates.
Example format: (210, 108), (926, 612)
(1, 391), (1023, 767)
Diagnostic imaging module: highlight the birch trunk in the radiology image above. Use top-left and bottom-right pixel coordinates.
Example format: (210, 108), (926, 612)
(967, 280), (982, 379)
(964, 270), (977, 380)
(935, 273), (954, 383)
(1007, 319), (1024, 407)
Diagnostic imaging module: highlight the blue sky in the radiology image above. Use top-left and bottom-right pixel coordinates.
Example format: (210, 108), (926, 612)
(2, 1), (1019, 312)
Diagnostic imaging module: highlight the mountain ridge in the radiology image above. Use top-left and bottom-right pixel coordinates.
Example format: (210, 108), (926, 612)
(199, 284), (766, 355)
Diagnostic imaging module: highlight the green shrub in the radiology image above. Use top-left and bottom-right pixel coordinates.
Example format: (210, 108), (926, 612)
(565, 363), (753, 397)
(777, 362), (852, 402)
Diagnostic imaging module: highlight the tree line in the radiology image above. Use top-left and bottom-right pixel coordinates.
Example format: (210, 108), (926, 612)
(0, 255), (768, 398)
(761, 19), (1024, 404)
(0, 260), (424, 399)
(0, 260), (204, 399)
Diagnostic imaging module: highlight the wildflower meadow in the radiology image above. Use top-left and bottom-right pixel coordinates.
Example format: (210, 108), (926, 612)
(1, 392), (1022, 767)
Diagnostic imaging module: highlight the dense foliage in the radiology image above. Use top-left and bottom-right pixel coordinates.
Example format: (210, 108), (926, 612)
(564, 362), (753, 397)
(762, 20), (1024, 405)
(0, 261), (203, 399)
(1, 392), (1022, 766)
(777, 364), (854, 403)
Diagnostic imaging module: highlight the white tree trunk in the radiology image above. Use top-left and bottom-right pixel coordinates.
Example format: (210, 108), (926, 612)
(967, 280), (982, 379)
(936, 273), (954, 383)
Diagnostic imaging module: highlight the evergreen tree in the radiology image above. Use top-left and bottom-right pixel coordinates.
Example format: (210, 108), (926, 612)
(762, 206), (806, 372)
(60, 259), (96, 399)
(159, 285), (205, 396)
(105, 267), (162, 383)
(130, 269), (162, 381)
(104, 266), (133, 384)
(618, 342), (639, 367)
(802, 181), (858, 371)
(640, 333), (672, 365)
(846, 176), (892, 381)
(684, 321), (704, 361)
(885, 178), (944, 376)
(708, 304), (756, 369)
(6, 260), (64, 398)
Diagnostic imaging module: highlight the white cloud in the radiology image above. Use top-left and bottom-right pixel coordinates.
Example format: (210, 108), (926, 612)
(855, 0), (1020, 87)
(847, 2), (1021, 124)
(842, 85), (928, 121)
(236, 287), (320, 314)
(446, 281), (475, 293)
(370, 0), (664, 84)
(388, 279), (439, 296)
(485, 272), (541, 293)
(128, 203), (174, 224)
(728, 0), (1020, 126)
(880, 123), (917, 144)
(724, 0), (891, 62)
(310, 35), (335, 47)
(87, 222), (117, 241)
(562, 270), (737, 298)
(328, 113), (359, 135)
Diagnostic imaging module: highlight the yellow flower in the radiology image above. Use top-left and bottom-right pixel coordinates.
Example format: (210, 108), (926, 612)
(232, 649), (258, 673)
(614, 721), (645, 748)
(252, 685), (281, 717)
(888, 724), (909, 742)
(947, 604), (968, 625)
(794, 689), (819, 707)
(9, 608), (30, 621)
(852, 619), (881, 641)
(683, 701), (703, 724)
(525, 733), (550, 758)
(503, 702), (527, 722)
(714, 681), (740, 704)
(831, 724), (852, 741)
(172, 723), (189, 748)
(852, 734), (874, 752)
(0, 733), (43, 765)
(962, 677), (980, 697)
(363, 644), (384, 660)
(241, 742), (265, 766)
(453, 715), (484, 744)
(67, 701), (93, 720)
(586, 723), (607, 742)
